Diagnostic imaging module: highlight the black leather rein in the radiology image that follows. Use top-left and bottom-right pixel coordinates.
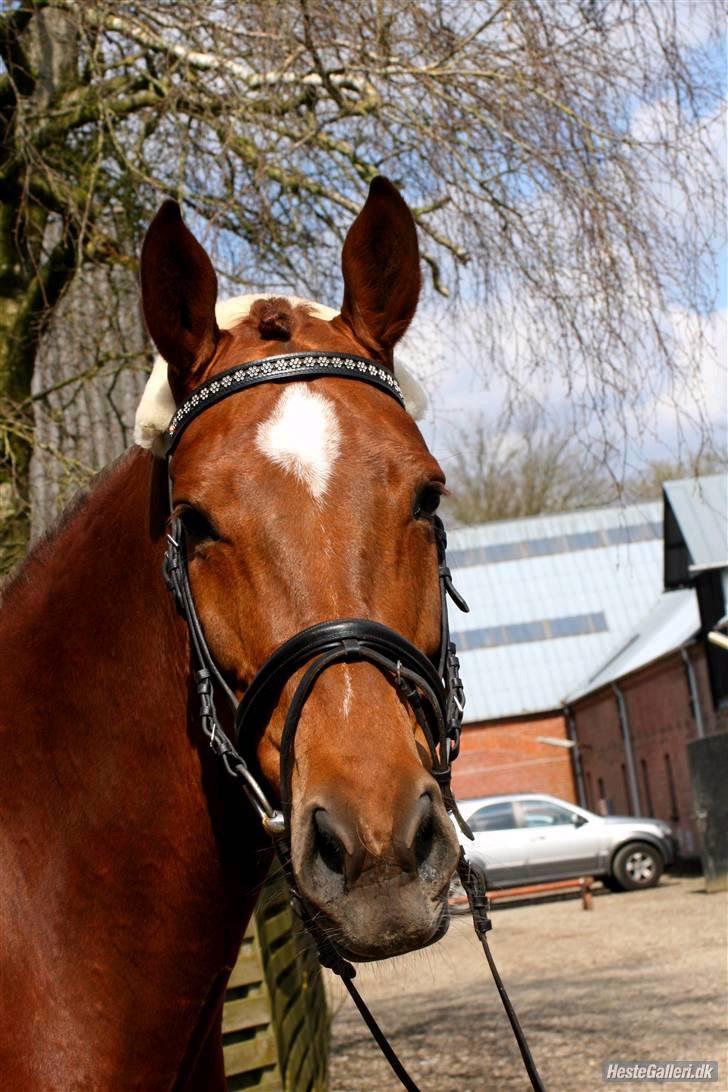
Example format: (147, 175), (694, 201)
(161, 350), (545, 1092)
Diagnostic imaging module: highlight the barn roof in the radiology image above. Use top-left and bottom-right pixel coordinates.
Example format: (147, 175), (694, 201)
(663, 473), (727, 587)
(564, 588), (700, 704)
(447, 500), (664, 722)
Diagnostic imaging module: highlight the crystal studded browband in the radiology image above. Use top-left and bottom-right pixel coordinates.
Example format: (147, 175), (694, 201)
(164, 352), (406, 455)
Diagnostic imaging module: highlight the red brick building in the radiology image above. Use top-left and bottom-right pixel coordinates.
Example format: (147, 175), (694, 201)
(447, 474), (727, 851)
(569, 641), (715, 855)
(446, 500), (666, 806)
(452, 712), (575, 803)
(565, 475), (727, 857)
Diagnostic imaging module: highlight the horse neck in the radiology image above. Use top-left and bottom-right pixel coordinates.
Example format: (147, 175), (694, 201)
(0, 448), (186, 765)
(0, 448), (269, 1086)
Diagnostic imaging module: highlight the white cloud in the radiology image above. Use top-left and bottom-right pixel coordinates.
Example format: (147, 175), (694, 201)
(402, 288), (726, 477)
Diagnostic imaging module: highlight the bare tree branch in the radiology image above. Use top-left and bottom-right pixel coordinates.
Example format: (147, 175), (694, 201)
(0, 0), (723, 566)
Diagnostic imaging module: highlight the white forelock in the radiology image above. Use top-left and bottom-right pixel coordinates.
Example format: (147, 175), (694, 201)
(134, 294), (427, 455)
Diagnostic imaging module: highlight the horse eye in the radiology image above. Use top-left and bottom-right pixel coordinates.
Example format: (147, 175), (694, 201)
(177, 504), (219, 546)
(413, 484), (443, 520)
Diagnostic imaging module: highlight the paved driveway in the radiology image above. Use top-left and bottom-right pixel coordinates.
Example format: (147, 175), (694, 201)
(326, 878), (727, 1091)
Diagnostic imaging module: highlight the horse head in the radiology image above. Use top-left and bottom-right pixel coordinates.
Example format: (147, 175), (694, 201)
(138, 178), (460, 963)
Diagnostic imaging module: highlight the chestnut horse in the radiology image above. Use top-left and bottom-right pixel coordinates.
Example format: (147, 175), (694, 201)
(0, 178), (461, 1089)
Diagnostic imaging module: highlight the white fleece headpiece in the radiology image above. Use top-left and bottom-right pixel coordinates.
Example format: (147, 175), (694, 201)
(134, 295), (427, 455)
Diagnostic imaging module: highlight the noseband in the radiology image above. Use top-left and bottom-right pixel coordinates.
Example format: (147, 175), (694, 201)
(161, 351), (544, 1092)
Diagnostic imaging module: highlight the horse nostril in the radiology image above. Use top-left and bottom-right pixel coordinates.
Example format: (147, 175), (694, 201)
(312, 808), (346, 875)
(413, 795), (435, 869)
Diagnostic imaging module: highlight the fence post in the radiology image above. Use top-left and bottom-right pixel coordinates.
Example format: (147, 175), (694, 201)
(223, 863), (329, 1090)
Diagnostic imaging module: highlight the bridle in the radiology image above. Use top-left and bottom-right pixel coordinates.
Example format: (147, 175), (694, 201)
(161, 350), (545, 1092)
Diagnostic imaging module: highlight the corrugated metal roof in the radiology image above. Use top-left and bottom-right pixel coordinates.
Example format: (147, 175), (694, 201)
(564, 589), (700, 703)
(447, 501), (664, 722)
(663, 474), (727, 575)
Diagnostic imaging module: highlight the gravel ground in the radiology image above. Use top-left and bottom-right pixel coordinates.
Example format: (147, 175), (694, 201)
(325, 878), (727, 1092)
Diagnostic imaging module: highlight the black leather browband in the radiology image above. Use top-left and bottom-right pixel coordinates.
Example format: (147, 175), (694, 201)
(165, 351), (405, 455)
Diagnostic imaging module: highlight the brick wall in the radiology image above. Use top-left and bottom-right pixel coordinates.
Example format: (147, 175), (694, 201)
(572, 646), (715, 856)
(452, 712), (577, 803)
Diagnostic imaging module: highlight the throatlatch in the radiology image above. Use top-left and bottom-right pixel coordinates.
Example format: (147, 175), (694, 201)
(162, 350), (545, 1092)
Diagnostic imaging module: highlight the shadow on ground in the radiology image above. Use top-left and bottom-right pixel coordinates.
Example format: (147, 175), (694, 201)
(326, 878), (728, 1092)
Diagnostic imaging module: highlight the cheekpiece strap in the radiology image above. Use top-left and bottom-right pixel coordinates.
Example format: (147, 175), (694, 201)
(165, 352), (405, 454)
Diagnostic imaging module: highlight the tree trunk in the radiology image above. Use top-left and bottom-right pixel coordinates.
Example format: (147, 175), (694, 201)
(0, 7), (81, 571)
(0, 289), (37, 573)
(29, 262), (150, 538)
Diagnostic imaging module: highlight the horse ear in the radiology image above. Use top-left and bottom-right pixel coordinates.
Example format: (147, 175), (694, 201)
(340, 177), (421, 360)
(140, 200), (219, 400)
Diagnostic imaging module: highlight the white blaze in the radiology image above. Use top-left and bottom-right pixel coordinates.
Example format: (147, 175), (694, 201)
(342, 670), (354, 719)
(255, 385), (341, 500)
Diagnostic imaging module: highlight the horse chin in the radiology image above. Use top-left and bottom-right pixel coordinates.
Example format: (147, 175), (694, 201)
(298, 881), (452, 963)
(333, 899), (451, 964)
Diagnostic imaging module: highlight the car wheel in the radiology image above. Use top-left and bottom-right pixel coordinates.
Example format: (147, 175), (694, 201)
(611, 841), (664, 890)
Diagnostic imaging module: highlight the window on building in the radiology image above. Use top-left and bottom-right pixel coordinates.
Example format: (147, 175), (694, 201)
(585, 771), (595, 812)
(641, 759), (654, 815)
(596, 776), (613, 815)
(664, 753), (680, 821)
(467, 802), (517, 832)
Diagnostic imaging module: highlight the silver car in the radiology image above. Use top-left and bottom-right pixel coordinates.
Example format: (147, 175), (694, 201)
(455, 793), (675, 891)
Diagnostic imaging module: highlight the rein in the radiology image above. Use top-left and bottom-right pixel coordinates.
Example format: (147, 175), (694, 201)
(161, 351), (545, 1092)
